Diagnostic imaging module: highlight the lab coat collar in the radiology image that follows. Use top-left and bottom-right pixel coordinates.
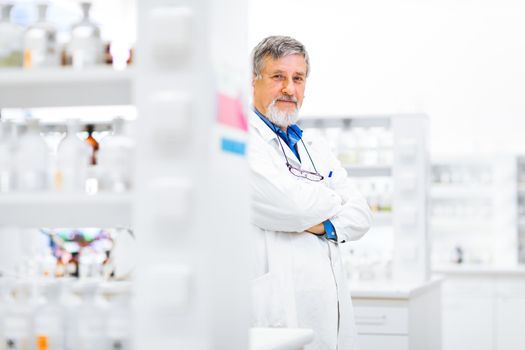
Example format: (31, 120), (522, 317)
(250, 109), (278, 143)
(249, 109), (303, 167)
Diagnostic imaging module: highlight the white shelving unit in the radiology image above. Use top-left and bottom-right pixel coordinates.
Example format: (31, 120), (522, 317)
(0, 1), (254, 349)
(430, 156), (517, 266)
(0, 67), (133, 108)
(0, 66), (133, 229)
(0, 193), (132, 228)
(300, 114), (430, 282)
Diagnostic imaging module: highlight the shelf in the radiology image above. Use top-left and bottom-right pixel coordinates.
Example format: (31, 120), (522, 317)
(0, 67), (133, 108)
(344, 165), (392, 177)
(0, 193), (132, 228)
(431, 185), (493, 198)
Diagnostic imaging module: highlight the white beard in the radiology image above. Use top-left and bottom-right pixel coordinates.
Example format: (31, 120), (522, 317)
(266, 100), (300, 128)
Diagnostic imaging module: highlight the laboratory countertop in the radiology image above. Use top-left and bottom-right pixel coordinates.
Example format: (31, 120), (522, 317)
(433, 264), (525, 276)
(250, 328), (314, 350)
(350, 277), (443, 300)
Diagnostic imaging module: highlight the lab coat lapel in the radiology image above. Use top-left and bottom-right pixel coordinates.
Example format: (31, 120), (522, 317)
(249, 111), (302, 168)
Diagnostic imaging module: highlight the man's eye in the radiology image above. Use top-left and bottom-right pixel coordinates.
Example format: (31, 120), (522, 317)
(294, 77), (304, 82)
(272, 75), (284, 80)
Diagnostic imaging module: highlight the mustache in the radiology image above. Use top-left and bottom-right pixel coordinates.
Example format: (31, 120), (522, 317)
(273, 95), (298, 104)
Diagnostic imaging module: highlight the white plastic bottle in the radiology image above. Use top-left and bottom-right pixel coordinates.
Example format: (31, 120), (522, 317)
(3, 281), (34, 350)
(15, 119), (49, 192)
(23, 3), (60, 68)
(34, 281), (64, 350)
(56, 120), (91, 192)
(104, 283), (132, 350)
(0, 4), (23, 67)
(98, 118), (134, 193)
(73, 281), (107, 350)
(58, 279), (80, 350)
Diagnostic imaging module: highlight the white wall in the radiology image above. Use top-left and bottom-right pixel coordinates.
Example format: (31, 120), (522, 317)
(249, 0), (525, 156)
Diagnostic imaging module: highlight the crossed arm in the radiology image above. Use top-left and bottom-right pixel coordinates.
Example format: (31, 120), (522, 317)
(250, 140), (372, 242)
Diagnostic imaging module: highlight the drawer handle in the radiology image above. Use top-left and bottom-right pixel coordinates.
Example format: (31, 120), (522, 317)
(355, 315), (387, 325)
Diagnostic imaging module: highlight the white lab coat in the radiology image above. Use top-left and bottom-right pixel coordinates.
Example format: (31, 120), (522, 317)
(248, 110), (372, 350)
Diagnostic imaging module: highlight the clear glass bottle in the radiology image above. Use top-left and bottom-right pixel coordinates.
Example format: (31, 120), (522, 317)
(56, 119), (91, 192)
(34, 281), (64, 350)
(15, 119), (49, 192)
(98, 118), (134, 193)
(68, 2), (103, 68)
(23, 3), (60, 68)
(0, 4), (24, 67)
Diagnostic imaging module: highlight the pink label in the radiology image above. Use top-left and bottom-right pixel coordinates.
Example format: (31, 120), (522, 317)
(217, 93), (248, 132)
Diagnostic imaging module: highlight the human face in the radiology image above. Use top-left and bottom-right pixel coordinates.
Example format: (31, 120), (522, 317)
(253, 54), (307, 128)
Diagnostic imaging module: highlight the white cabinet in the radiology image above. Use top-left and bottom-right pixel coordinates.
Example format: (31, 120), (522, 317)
(436, 267), (525, 350)
(442, 296), (493, 350)
(352, 279), (442, 350)
(358, 334), (409, 350)
(495, 297), (525, 350)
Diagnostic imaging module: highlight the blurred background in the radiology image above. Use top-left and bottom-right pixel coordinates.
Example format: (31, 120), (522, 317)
(1, 0), (524, 349)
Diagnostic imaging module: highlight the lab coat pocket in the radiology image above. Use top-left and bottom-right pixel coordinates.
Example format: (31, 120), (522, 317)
(251, 272), (287, 328)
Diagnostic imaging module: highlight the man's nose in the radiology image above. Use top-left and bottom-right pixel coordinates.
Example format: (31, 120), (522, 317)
(281, 78), (295, 96)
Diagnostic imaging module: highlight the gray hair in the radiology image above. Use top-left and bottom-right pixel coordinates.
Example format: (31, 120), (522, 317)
(252, 36), (310, 79)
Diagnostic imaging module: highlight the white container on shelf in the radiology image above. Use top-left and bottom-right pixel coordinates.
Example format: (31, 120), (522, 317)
(34, 281), (65, 350)
(2, 281), (34, 350)
(98, 118), (134, 193)
(0, 4), (23, 67)
(14, 119), (49, 192)
(23, 3), (60, 69)
(0, 121), (15, 193)
(68, 2), (104, 68)
(56, 119), (91, 192)
(73, 281), (107, 350)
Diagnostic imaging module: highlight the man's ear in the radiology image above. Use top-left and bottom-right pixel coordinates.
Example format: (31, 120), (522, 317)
(252, 75), (257, 87)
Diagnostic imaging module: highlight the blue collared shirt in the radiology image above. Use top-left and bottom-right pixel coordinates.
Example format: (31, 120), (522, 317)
(254, 107), (338, 242)
(253, 108), (302, 161)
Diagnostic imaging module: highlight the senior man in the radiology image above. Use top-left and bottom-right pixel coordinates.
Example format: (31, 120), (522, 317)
(248, 36), (372, 350)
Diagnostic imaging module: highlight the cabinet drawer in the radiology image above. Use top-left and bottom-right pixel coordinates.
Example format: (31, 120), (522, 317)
(354, 306), (408, 335)
(358, 334), (409, 350)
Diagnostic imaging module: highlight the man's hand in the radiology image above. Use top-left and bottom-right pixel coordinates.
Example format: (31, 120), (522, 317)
(306, 223), (325, 235)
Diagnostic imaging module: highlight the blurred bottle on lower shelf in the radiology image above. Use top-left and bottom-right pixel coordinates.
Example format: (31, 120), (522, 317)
(15, 119), (49, 192)
(0, 4), (23, 67)
(105, 284), (132, 350)
(34, 281), (64, 350)
(2, 281), (34, 350)
(56, 119), (91, 192)
(98, 118), (134, 193)
(74, 282), (107, 350)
